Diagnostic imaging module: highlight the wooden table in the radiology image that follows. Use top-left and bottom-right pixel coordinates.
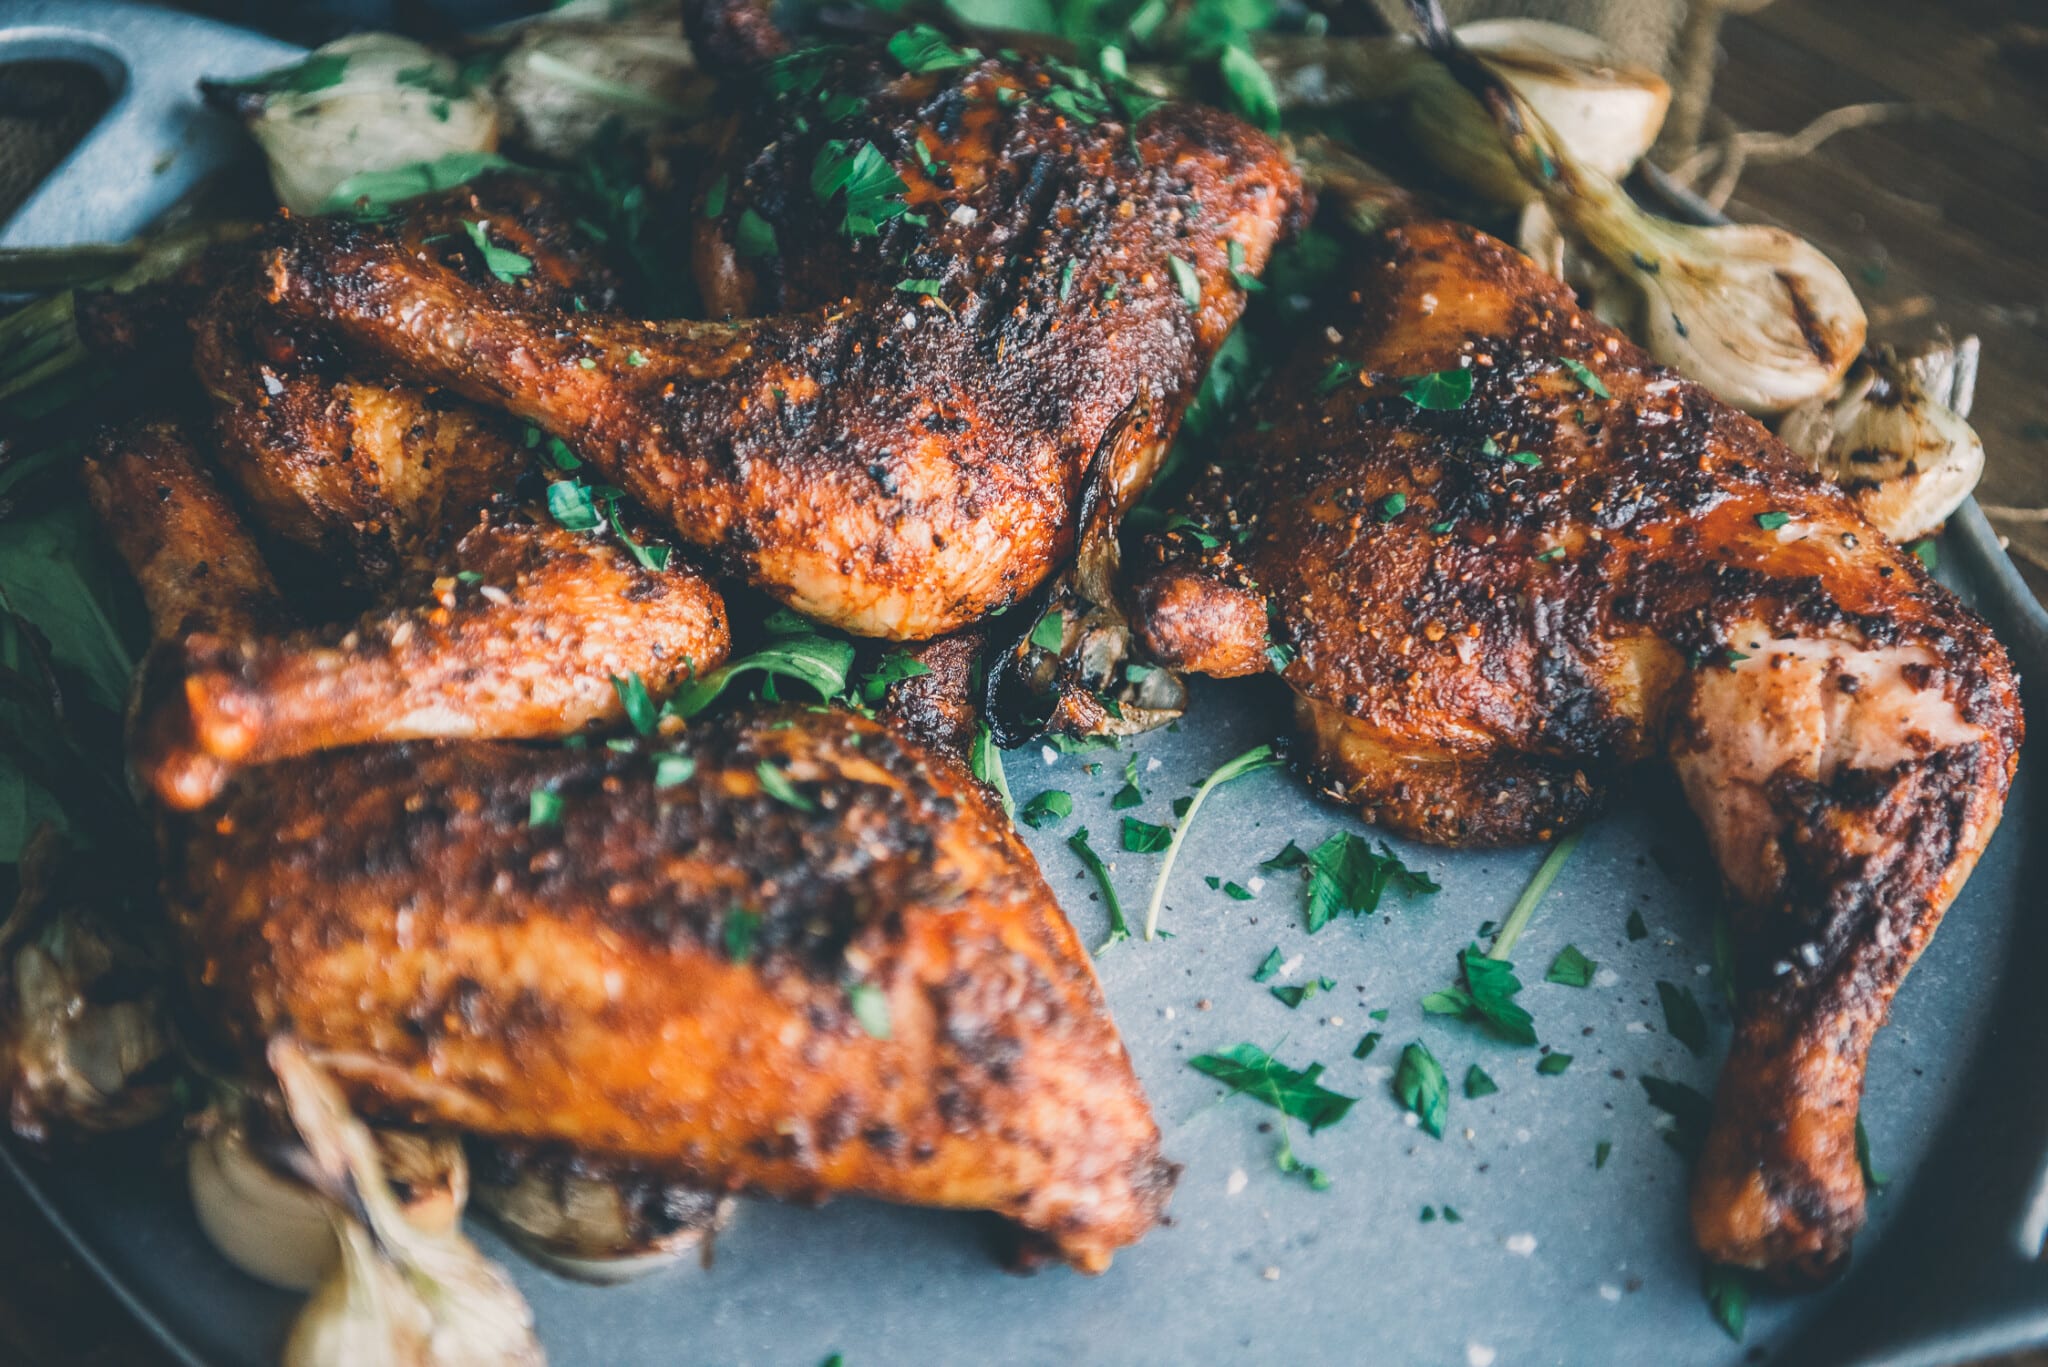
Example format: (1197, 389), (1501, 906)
(1, 0), (2044, 1361)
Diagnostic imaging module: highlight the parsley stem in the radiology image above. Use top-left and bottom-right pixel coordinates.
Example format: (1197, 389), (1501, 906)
(1142, 743), (1281, 941)
(1487, 829), (1583, 962)
(1068, 828), (1129, 954)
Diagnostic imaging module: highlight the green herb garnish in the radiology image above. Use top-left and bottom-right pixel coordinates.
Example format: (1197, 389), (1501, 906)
(528, 788), (562, 827)
(1021, 789), (1074, 828)
(1464, 1064), (1498, 1099)
(1557, 356), (1610, 397)
(1657, 980), (1710, 1055)
(462, 220), (533, 283)
(1068, 826), (1129, 953)
(1545, 944), (1596, 987)
(1393, 1041), (1449, 1138)
(1402, 368), (1474, 410)
(847, 982), (892, 1039)
(1139, 744), (1281, 939)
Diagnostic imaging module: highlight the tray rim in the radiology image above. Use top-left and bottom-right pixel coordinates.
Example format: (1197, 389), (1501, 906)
(1, 4), (2043, 1365)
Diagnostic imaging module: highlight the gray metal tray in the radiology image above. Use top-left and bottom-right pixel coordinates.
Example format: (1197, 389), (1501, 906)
(2, 4), (2043, 1364)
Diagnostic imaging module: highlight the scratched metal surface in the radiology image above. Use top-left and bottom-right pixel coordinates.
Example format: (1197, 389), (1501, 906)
(0, 4), (2042, 1365)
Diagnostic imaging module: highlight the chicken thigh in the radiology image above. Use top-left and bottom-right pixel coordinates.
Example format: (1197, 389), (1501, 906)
(166, 707), (1177, 1271)
(1127, 219), (2022, 1280)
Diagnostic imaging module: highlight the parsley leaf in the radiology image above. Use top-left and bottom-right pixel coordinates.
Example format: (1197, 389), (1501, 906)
(609, 671), (659, 736)
(1428, 945), (1537, 1045)
(462, 220), (533, 283)
(1189, 1043), (1357, 1132)
(967, 722), (1014, 818)
(811, 139), (910, 238)
(1217, 42), (1279, 132)
(846, 982), (891, 1039)
(736, 207), (778, 259)
(1557, 356), (1611, 397)
(1168, 255), (1202, 310)
(1703, 1264), (1750, 1342)
(1316, 360), (1360, 396)
(1353, 1032), (1381, 1059)
(1657, 980), (1710, 1056)
(1855, 1115), (1888, 1191)
(545, 479), (603, 532)
(756, 761), (816, 812)
(1252, 946), (1284, 982)
(702, 173), (728, 219)
(1225, 239), (1264, 292)
(886, 23), (980, 73)
(1393, 1041), (1449, 1138)
(1909, 536), (1938, 571)
(1271, 976), (1334, 1009)
(1028, 607), (1065, 653)
(1641, 1076), (1713, 1161)
(1463, 1064), (1498, 1099)
(653, 751), (696, 790)
(1546, 944), (1597, 987)
(858, 649), (931, 704)
(722, 907), (758, 962)
(1020, 789), (1073, 828)
(1289, 832), (1439, 933)
(1121, 815), (1171, 853)
(1754, 510), (1792, 531)
(1402, 368), (1474, 410)
(1626, 908), (1649, 941)
(1595, 1139), (1612, 1169)
(1536, 1051), (1573, 1075)
(665, 628), (854, 719)
(528, 788), (562, 827)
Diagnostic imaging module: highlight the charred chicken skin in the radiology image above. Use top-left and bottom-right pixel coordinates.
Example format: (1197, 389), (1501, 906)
(257, 19), (1303, 641)
(83, 414), (729, 810)
(1127, 220), (2022, 1281)
(166, 707), (1177, 1272)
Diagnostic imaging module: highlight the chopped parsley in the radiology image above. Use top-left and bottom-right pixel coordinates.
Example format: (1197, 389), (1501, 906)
(702, 173), (728, 219)
(846, 981), (892, 1039)
(1401, 367), (1474, 411)
(1393, 1041), (1449, 1139)
(609, 671), (659, 736)
(1028, 606), (1065, 653)
(1271, 976), (1334, 1009)
(886, 23), (980, 73)
(1640, 1075), (1713, 1161)
(1536, 1051), (1573, 1075)
(1219, 880), (1254, 900)
(1545, 944), (1596, 987)
(811, 139), (910, 238)
(1353, 1032), (1381, 1060)
(1138, 744), (1281, 939)
(1909, 536), (1938, 571)
(1507, 451), (1543, 467)
(528, 788), (562, 827)
(462, 220), (533, 283)
(1595, 1139), (1612, 1170)
(1059, 257), (1077, 300)
(225, 51), (349, 96)
(756, 761), (816, 812)
(1656, 980), (1710, 1055)
(1557, 356), (1611, 398)
(1379, 492), (1407, 520)
(1217, 42), (1280, 132)
(1626, 908), (1649, 941)
(1315, 359), (1360, 395)
(1121, 815), (1172, 853)
(736, 208), (779, 259)
(1189, 1043), (1356, 1131)
(1269, 832), (1439, 934)
(857, 649), (931, 704)
(1020, 789), (1074, 828)
(1252, 946), (1284, 982)
(653, 751), (696, 790)
(1226, 239), (1263, 292)
(546, 479), (603, 532)
(666, 628), (854, 719)
(1463, 1064), (1499, 1099)
(722, 907), (759, 962)
(1754, 510), (1792, 531)
(1168, 255), (1202, 310)
(1068, 827), (1129, 952)
(1703, 1264), (1750, 1342)
(896, 278), (944, 297)
(1855, 1115), (1888, 1190)
(1422, 944), (1537, 1046)
(1110, 756), (1144, 810)
(967, 723), (1014, 818)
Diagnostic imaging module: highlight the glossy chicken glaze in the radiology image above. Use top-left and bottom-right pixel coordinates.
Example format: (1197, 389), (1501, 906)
(1128, 220), (2022, 1280)
(166, 708), (1177, 1271)
(258, 39), (1302, 640)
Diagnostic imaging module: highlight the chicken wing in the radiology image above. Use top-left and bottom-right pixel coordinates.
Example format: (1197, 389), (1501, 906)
(167, 706), (1177, 1271)
(257, 25), (1303, 640)
(1127, 220), (2022, 1280)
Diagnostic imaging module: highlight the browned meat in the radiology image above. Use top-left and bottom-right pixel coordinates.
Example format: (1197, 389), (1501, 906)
(167, 707), (1177, 1272)
(1127, 219), (2023, 1281)
(84, 418), (730, 810)
(256, 27), (1303, 640)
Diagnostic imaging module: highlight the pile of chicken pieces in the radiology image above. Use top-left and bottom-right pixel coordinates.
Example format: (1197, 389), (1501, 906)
(63, 0), (2021, 1293)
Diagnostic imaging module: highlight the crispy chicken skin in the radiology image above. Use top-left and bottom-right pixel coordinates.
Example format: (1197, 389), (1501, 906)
(84, 418), (730, 810)
(1127, 220), (2022, 1280)
(166, 708), (1177, 1271)
(258, 34), (1302, 640)
(193, 176), (622, 586)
